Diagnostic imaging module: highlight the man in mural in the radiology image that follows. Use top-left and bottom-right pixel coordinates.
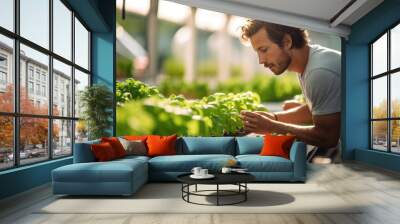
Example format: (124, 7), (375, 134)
(240, 20), (341, 163)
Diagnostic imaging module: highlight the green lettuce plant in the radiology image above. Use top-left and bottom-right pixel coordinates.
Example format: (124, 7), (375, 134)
(117, 92), (267, 137)
(116, 78), (160, 105)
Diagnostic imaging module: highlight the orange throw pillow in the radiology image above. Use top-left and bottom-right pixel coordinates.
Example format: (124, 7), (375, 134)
(101, 137), (127, 158)
(260, 133), (296, 159)
(91, 142), (117, 161)
(146, 135), (177, 157)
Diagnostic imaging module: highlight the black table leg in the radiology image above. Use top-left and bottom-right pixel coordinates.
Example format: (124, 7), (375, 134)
(245, 183), (247, 201)
(181, 183), (183, 199)
(217, 184), (219, 206)
(188, 184), (190, 202)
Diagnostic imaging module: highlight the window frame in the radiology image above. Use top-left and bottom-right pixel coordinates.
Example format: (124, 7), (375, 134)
(370, 20), (400, 154)
(0, 0), (92, 171)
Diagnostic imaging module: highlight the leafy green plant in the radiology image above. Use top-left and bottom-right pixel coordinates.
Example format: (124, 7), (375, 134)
(79, 84), (113, 140)
(117, 91), (267, 136)
(116, 78), (161, 105)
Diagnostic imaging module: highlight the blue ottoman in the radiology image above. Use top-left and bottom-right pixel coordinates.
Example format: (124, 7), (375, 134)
(52, 158), (148, 196)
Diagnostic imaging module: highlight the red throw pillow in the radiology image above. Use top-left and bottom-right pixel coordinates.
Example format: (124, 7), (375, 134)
(101, 137), (126, 158)
(146, 135), (177, 157)
(260, 133), (296, 159)
(91, 142), (117, 161)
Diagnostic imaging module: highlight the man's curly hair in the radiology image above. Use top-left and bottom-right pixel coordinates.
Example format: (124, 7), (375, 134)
(240, 20), (309, 49)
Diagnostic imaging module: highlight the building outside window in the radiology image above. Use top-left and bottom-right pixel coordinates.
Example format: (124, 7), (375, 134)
(41, 73), (46, 83)
(0, 54), (7, 88)
(54, 89), (58, 103)
(0, 0), (91, 170)
(28, 66), (34, 80)
(41, 85), (46, 97)
(35, 83), (40, 95)
(0, 54), (7, 67)
(0, 71), (6, 85)
(28, 81), (34, 94)
(35, 70), (40, 81)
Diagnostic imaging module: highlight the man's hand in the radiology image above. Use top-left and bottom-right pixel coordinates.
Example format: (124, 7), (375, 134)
(240, 110), (340, 148)
(253, 111), (276, 120)
(240, 111), (276, 134)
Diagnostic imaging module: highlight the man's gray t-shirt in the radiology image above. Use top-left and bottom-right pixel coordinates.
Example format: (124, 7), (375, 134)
(299, 44), (341, 115)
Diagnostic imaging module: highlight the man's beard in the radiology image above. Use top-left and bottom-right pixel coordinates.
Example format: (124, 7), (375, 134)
(270, 54), (291, 75)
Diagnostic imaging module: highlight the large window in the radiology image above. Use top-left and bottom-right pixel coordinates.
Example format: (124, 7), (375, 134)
(0, 0), (91, 171)
(370, 23), (400, 154)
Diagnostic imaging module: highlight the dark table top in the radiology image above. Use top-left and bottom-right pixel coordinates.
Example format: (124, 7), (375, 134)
(177, 172), (255, 185)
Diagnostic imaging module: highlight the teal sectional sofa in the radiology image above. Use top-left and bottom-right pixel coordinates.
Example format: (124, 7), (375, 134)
(52, 137), (307, 196)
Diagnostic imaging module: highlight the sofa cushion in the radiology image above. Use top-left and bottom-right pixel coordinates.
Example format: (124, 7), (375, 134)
(52, 159), (147, 183)
(91, 142), (118, 161)
(236, 155), (293, 172)
(235, 137), (264, 155)
(101, 137), (127, 158)
(118, 138), (147, 156)
(148, 154), (235, 172)
(147, 135), (177, 157)
(115, 155), (150, 163)
(179, 137), (235, 155)
(260, 134), (296, 159)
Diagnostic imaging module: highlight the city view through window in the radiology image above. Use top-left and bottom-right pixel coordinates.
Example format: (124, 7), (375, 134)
(0, 0), (91, 170)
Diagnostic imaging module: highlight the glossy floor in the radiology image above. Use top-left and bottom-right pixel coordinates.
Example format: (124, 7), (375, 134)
(0, 162), (400, 224)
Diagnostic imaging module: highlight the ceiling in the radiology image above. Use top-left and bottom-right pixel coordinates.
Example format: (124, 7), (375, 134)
(228, 0), (352, 22)
(167, 0), (384, 37)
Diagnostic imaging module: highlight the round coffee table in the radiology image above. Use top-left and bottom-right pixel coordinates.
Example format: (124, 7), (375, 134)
(177, 173), (255, 206)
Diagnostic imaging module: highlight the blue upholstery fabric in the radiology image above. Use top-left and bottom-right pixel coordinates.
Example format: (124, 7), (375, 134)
(289, 141), (307, 181)
(235, 137), (264, 155)
(236, 155), (293, 172)
(73, 139), (100, 163)
(53, 162), (138, 182)
(149, 154), (235, 173)
(179, 137), (235, 155)
(52, 182), (134, 196)
(52, 158), (148, 195)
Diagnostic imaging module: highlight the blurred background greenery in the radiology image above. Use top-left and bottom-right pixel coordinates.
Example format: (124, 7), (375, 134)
(115, 0), (340, 137)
